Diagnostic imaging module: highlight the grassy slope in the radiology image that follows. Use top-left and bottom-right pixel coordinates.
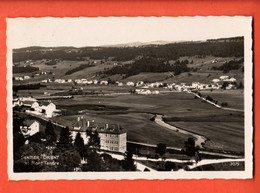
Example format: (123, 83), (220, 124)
(14, 55), (244, 85)
(199, 90), (244, 110)
(169, 122), (244, 153)
(49, 91), (244, 152)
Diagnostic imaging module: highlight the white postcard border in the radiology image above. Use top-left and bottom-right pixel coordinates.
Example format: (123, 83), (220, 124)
(6, 16), (253, 180)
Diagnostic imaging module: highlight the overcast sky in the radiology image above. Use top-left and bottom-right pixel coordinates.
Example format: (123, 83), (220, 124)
(7, 16), (251, 48)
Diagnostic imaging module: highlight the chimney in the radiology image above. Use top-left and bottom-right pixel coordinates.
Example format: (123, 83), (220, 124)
(77, 116), (80, 122)
(87, 121), (90, 127)
(106, 123), (109, 129)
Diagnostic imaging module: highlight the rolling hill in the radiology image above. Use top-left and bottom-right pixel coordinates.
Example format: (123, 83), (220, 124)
(12, 37), (244, 84)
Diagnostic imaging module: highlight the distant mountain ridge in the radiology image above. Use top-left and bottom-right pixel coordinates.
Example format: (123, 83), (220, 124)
(100, 40), (181, 47)
(14, 36), (243, 51)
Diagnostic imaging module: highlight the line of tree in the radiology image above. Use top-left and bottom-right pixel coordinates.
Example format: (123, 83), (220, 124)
(13, 83), (46, 91)
(45, 59), (57, 66)
(13, 66), (39, 73)
(65, 63), (95, 75)
(212, 58), (244, 73)
(103, 57), (190, 77)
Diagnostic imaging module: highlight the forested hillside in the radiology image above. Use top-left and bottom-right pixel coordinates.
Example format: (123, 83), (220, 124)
(13, 37), (244, 63)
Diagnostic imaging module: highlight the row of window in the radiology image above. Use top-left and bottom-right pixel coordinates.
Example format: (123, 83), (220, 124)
(101, 146), (119, 151)
(104, 140), (118, 144)
(108, 146), (118, 151)
(101, 133), (119, 138)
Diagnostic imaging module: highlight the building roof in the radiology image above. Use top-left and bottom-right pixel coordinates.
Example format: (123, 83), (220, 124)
(40, 101), (54, 106)
(72, 119), (98, 131)
(23, 101), (36, 106)
(71, 119), (126, 134)
(21, 119), (39, 127)
(97, 124), (126, 134)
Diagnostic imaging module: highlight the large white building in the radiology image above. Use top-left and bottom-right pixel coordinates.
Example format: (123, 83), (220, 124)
(98, 124), (127, 153)
(71, 117), (127, 153)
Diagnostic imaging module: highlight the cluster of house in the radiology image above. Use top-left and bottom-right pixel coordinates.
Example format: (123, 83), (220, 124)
(41, 75), (238, 92)
(212, 75), (237, 83)
(14, 75), (31, 81)
(71, 116), (127, 153)
(133, 81), (219, 92)
(211, 75), (237, 90)
(41, 78), (107, 85)
(13, 97), (58, 118)
(14, 71), (52, 81)
(135, 89), (160, 95)
(131, 76), (237, 92)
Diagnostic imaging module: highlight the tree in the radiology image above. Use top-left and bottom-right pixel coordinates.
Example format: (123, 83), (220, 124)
(57, 126), (72, 148)
(205, 95), (213, 102)
(165, 161), (176, 171)
(86, 129), (100, 151)
(15, 142), (47, 172)
(238, 81), (244, 89)
(74, 132), (84, 149)
(221, 102), (228, 107)
(81, 151), (104, 171)
(28, 131), (45, 144)
(184, 138), (196, 157)
(121, 151), (136, 171)
(45, 121), (57, 145)
(100, 153), (123, 171)
(55, 148), (81, 171)
(156, 143), (167, 160)
(222, 82), (229, 90)
(74, 132), (85, 157)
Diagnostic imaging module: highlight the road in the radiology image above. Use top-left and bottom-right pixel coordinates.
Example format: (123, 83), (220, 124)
(154, 114), (207, 148)
(188, 91), (244, 112)
(101, 151), (243, 172)
(128, 141), (241, 159)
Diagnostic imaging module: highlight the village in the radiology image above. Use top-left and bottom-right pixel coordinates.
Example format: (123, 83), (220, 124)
(14, 72), (239, 98)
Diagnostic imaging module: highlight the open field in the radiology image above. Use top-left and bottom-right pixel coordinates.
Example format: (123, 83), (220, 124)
(199, 90), (244, 110)
(168, 122), (244, 153)
(15, 80), (244, 154)
(47, 91), (244, 153)
(52, 91), (244, 118)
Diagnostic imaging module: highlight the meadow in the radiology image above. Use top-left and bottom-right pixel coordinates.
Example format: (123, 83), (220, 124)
(169, 122), (244, 153)
(49, 91), (244, 153)
(199, 90), (244, 110)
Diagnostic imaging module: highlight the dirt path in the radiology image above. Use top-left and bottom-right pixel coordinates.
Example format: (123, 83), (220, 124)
(154, 114), (207, 148)
(188, 91), (244, 112)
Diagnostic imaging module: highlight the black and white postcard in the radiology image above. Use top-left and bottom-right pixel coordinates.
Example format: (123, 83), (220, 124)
(6, 16), (253, 180)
